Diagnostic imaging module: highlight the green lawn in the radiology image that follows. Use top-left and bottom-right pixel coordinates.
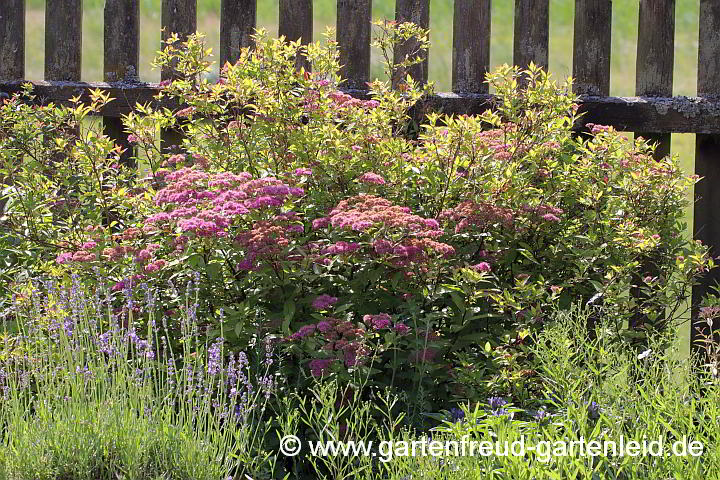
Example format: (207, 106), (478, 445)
(23, 0), (699, 354)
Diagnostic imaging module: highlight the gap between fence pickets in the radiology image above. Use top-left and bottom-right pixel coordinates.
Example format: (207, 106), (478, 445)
(2, 80), (720, 134)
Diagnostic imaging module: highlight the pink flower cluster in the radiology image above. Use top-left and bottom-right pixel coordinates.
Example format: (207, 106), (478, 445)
(286, 317), (372, 371)
(145, 259), (167, 273)
(586, 123), (613, 134)
(234, 221), (292, 271)
(363, 313), (392, 330)
(363, 313), (410, 335)
(328, 91), (380, 110)
(470, 262), (492, 273)
(314, 241), (360, 256)
(357, 172), (386, 185)
(311, 294), (339, 310)
(56, 250), (95, 264)
(309, 358), (334, 377)
(56, 237), (103, 264)
(54, 167), (306, 269)
(102, 245), (135, 261)
(311, 195), (455, 267)
(440, 201), (515, 233)
(149, 167), (303, 239)
(111, 274), (146, 292)
(394, 323), (411, 335)
(322, 195), (440, 233)
(473, 129), (513, 161)
(518, 204), (564, 224)
(362, 312), (410, 334)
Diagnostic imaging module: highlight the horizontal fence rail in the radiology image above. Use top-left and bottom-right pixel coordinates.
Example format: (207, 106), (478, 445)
(2, 80), (720, 134)
(2, 0), (720, 359)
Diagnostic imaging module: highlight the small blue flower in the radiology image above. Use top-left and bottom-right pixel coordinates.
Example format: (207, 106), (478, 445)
(532, 407), (550, 421)
(587, 401), (600, 420)
(488, 396), (508, 409)
(490, 408), (514, 420)
(449, 407), (465, 423)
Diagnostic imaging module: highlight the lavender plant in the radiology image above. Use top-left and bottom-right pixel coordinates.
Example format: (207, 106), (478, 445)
(0, 272), (278, 479)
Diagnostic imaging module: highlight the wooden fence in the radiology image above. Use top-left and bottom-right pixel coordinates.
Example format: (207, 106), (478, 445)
(1, 0), (720, 356)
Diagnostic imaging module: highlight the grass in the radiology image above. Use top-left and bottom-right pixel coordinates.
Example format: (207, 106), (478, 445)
(21, 0), (699, 353)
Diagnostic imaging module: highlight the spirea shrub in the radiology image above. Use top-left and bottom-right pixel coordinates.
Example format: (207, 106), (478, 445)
(0, 25), (711, 411)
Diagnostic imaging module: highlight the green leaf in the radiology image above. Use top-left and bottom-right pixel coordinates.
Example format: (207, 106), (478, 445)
(449, 291), (465, 312)
(283, 298), (296, 323)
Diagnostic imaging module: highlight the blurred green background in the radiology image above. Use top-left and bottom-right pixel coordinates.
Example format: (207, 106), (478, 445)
(22, 0), (700, 352)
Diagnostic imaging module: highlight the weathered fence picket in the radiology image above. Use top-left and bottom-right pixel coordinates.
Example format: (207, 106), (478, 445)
(161, 0), (197, 153)
(452, 0), (491, 94)
(104, 0), (140, 166)
(0, 0), (24, 214)
(220, 0), (257, 67)
(572, 0), (611, 96)
(629, 0), (675, 332)
(692, 0), (720, 359)
(279, 0), (312, 71)
(514, 0), (549, 71)
(394, 0), (430, 86)
(636, 0), (675, 160)
(45, 0), (82, 81)
(0, 0), (25, 80)
(337, 0), (372, 90)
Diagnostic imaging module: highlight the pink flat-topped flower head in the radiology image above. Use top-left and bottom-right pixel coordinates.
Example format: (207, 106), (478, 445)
(316, 321), (333, 333)
(290, 324), (317, 340)
(145, 259), (167, 273)
(167, 154), (185, 166)
(470, 262), (492, 273)
(311, 294), (338, 310)
(367, 313), (391, 330)
(56, 252), (74, 264)
(309, 358), (334, 377)
(135, 249), (152, 263)
(393, 323), (411, 335)
(357, 172), (386, 185)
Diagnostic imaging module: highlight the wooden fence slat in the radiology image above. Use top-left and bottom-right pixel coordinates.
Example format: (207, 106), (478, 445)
(692, 0), (720, 360)
(635, 0), (675, 159)
(0, 0), (25, 80)
(393, 0), (430, 87)
(0, 0), (24, 214)
(220, 0), (257, 68)
(104, 0), (140, 167)
(161, 0), (197, 81)
(44, 0), (81, 171)
(572, 0), (612, 96)
(513, 0), (549, 71)
(630, 0), (675, 335)
(337, 0), (371, 90)
(452, 0), (491, 94)
(279, 0), (312, 71)
(161, 0), (197, 153)
(45, 0), (82, 81)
